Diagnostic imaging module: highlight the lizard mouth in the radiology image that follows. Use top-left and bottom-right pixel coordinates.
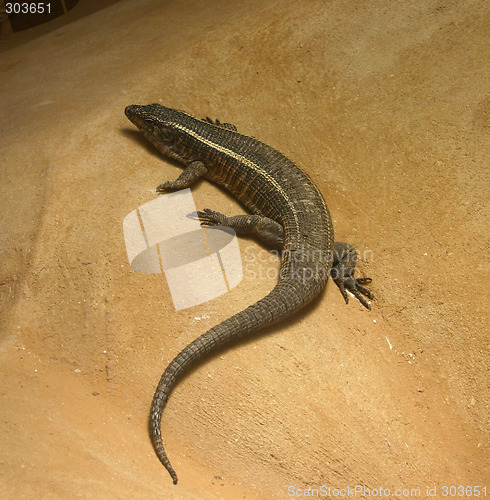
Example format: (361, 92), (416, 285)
(125, 105), (144, 127)
(125, 105), (167, 140)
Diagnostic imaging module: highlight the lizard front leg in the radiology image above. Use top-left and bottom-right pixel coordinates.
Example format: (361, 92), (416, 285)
(195, 208), (284, 249)
(156, 161), (208, 192)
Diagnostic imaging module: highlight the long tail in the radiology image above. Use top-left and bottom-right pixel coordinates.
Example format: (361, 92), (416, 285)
(150, 276), (323, 484)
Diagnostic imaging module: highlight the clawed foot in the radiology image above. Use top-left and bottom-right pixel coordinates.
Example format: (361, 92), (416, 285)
(156, 161), (208, 193)
(189, 209), (284, 249)
(192, 208), (228, 226)
(333, 274), (373, 310)
(203, 117), (238, 132)
(331, 242), (374, 310)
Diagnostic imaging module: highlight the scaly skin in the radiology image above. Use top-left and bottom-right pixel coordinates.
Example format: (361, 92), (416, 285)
(125, 104), (373, 484)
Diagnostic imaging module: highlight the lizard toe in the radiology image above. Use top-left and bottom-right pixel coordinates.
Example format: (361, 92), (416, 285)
(196, 209), (228, 226)
(333, 275), (373, 309)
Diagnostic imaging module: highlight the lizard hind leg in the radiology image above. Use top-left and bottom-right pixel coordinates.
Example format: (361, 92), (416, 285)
(330, 241), (373, 309)
(194, 208), (285, 249)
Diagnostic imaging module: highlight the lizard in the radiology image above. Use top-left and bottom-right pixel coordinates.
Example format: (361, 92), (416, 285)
(124, 104), (373, 484)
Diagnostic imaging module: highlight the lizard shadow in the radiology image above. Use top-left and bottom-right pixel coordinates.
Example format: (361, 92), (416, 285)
(171, 284), (329, 382)
(121, 127), (209, 189)
(121, 128), (172, 161)
(147, 285), (331, 441)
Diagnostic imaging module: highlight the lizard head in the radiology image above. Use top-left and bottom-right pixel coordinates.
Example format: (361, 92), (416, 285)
(125, 104), (192, 163)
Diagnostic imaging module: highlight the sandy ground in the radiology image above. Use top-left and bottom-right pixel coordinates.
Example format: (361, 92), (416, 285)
(1, 0), (489, 498)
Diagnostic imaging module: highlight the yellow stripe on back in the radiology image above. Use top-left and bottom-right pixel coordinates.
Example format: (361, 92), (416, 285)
(172, 122), (301, 235)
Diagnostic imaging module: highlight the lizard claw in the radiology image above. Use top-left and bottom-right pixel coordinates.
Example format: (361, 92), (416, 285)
(203, 117), (238, 132)
(194, 208), (228, 227)
(156, 181), (173, 193)
(333, 275), (373, 310)
(330, 242), (374, 310)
